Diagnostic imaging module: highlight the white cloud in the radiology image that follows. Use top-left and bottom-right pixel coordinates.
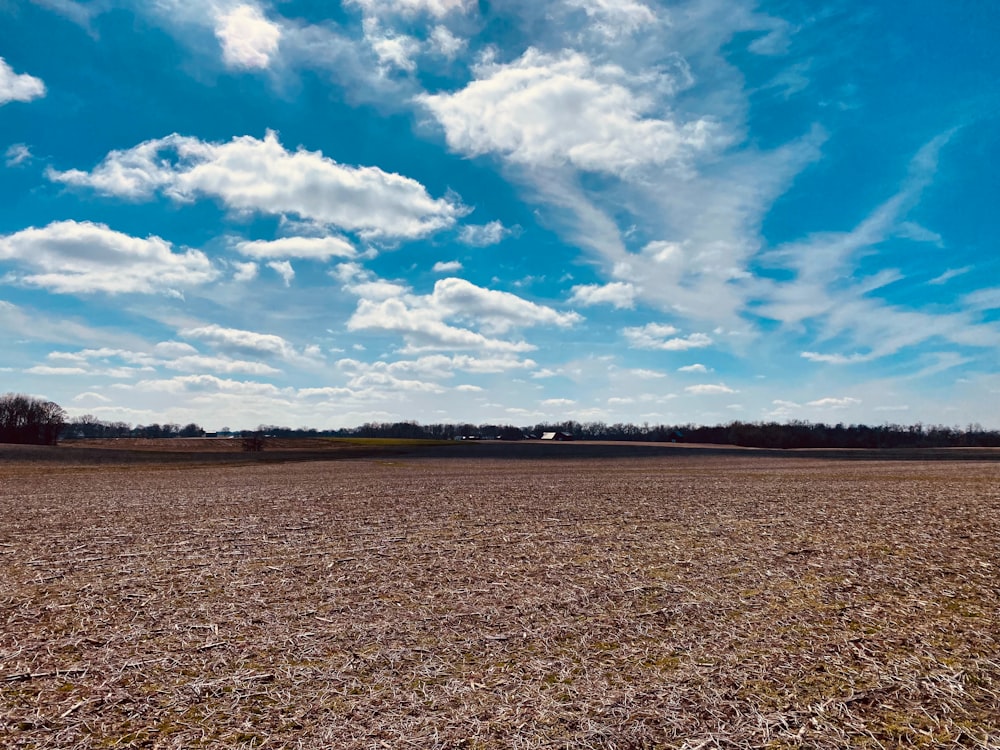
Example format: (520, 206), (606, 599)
(26, 365), (89, 376)
(458, 220), (514, 246)
(432, 277), (582, 333)
(807, 396), (861, 409)
(753, 132), (1000, 361)
(429, 25), (466, 59)
(362, 18), (421, 73)
(235, 235), (356, 260)
(340, 353), (535, 380)
(48, 131), (465, 239)
(154, 341), (198, 357)
(128, 374), (287, 397)
(333, 262), (409, 299)
(181, 324), (311, 363)
(231, 261), (259, 281)
(348, 0), (470, 19)
(677, 363), (709, 373)
(542, 398), (575, 407)
(48, 343), (281, 377)
(801, 351), (871, 365)
(5, 144), (32, 167)
(685, 383), (736, 395)
(623, 323), (712, 351)
(569, 282), (636, 309)
(341, 272), (579, 353)
(420, 48), (717, 176)
(0, 220), (218, 294)
(628, 368), (666, 379)
(433, 260), (463, 273)
(929, 267), (971, 286)
(215, 4), (282, 70)
(961, 287), (1000, 312)
(0, 58), (46, 105)
(72, 391), (112, 403)
(347, 297), (536, 353)
(563, 0), (658, 38)
(267, 260), (295, 286)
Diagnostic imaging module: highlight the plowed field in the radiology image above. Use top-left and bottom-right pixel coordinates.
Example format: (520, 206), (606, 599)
(2, 455), (998, 748)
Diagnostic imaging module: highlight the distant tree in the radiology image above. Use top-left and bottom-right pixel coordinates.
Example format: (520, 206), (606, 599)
(0, 393), (67, 445)
(178, 422), (204, 437)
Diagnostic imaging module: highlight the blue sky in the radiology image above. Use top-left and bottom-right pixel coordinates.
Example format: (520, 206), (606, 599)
(1, 0), (998, 431)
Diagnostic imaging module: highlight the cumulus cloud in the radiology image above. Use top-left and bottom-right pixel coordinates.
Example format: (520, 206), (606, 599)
(684, 383), (736, 395)
(542, 398), (575, 407)
(231, 261), (259, 281)
(347, 297), (536, 353)
(333, 262), (409, 299)
(0, 220), (217, 294)
(458, 220), (515, 246)
(215, 4), (282, 70)
(180, 323), (313, 363)
(419, 48), (717, 175)
(623, 323), (713, 351)
(344, 273), (582, 353)
(432, 277), (582, 334)
(129, 374), (287, 397)
(52, 345), (281, 376)
(235, 235), (357, 260)
(807, 396), (860, 409)
(48, 131), (465, 239)
(677, 363), (709, 373)
(73, 391), (112, 403)
(0, 58), (46, 105)
(433, 260), (463, 273)
(569, 282), (636, 309)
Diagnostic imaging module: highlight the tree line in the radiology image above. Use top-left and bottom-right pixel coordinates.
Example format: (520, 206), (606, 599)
(3, 392), (998, 449)
(325, 419), (1000, 449)
(52, 415), (1000, 449)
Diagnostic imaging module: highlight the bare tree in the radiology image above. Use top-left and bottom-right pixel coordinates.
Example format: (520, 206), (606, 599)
(0, 393), (67, 445)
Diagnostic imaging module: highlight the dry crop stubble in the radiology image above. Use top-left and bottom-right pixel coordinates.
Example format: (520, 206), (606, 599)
(1, 456), (998, 748)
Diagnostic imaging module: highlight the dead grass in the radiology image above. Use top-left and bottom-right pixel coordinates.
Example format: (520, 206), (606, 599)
(1, 456), (998, 748)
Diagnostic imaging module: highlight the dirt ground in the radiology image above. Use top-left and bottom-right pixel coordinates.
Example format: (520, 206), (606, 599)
(1, 454), (998, 748)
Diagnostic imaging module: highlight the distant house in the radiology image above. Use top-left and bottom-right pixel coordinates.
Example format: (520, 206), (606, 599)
(540, 431), (574, 441)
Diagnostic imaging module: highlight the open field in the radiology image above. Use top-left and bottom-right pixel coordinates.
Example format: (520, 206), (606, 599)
(1, 453), (998, 748)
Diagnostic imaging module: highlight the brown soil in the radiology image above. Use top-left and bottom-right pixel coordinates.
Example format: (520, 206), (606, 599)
(1, 456), (998, 748)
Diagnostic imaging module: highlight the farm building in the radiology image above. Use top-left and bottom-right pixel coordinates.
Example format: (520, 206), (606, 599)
(540, 431), (574, 441)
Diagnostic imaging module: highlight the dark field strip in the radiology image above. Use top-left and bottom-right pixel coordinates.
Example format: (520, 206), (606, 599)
(1, 457), (998, 748)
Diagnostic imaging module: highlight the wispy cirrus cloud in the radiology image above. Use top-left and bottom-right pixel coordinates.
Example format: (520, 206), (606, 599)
(4, 144), (33, 167)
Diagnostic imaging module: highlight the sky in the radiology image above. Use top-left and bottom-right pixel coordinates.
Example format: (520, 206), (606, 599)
(1, 0), (998, 431)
